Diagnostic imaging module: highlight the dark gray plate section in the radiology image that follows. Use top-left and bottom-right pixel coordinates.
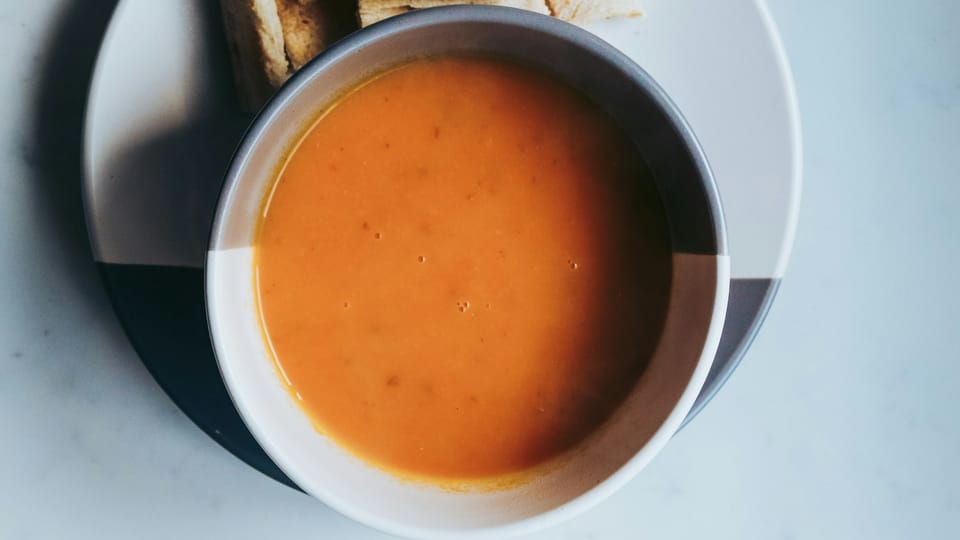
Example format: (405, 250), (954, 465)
(684, 278), (779, 426)
(98, 263), (296, 489)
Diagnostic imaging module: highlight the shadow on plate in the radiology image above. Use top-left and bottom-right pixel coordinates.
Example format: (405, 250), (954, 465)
(26, 0), (296, 489)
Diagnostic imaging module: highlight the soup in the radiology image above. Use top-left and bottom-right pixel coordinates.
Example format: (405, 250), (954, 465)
(255, 56), (672, 482)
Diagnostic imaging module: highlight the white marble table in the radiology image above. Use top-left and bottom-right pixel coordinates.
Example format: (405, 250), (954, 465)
(1, 1), (957, 538)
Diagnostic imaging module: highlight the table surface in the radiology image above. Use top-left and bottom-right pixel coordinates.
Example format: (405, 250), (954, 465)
(2, 1), (958, 538)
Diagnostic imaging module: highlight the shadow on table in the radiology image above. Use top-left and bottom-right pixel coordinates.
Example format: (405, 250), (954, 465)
(25, 0), (118, 295)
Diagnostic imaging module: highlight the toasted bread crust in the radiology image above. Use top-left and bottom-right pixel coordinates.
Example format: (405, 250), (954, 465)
(221, 0), (290, 109)
(547, 0), (642, 24)
(359, 1), (550, 28)
(222, 0), (358, 110)
(276, 0), (328, 70)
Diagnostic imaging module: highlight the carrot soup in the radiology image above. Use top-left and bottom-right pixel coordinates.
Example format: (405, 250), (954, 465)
(255, 56), (672, 481)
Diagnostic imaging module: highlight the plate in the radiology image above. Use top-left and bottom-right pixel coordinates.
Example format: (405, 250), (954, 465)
(83, 0), (800, 489)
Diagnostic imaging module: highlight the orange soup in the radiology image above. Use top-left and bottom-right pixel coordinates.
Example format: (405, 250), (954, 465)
(255, 56), (672, 481)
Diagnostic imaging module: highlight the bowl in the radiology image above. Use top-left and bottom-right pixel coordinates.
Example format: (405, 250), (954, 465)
(206, 6), (728, 538)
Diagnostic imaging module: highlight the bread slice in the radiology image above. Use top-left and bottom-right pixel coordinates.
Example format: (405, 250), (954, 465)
(547, 0), (642, 25)
(221, 0), (290, 110)
(359, 1), (550, 28)
(222, 0), (643, 109)
(221, 0), (358, 110)
(359, 5), (412, 27)
(275, 0), (327, 70)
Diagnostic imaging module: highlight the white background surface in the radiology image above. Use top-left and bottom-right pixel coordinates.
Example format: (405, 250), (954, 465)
(1, 1), (957, 538)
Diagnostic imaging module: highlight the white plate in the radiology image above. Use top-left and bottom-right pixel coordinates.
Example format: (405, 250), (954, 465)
(82, 0), (801, 487)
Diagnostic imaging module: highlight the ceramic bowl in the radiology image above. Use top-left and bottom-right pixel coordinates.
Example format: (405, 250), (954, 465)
(206, 6), (728, 538)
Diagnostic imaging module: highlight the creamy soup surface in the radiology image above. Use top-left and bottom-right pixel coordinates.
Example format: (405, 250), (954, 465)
(255, 56), (672, 481)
